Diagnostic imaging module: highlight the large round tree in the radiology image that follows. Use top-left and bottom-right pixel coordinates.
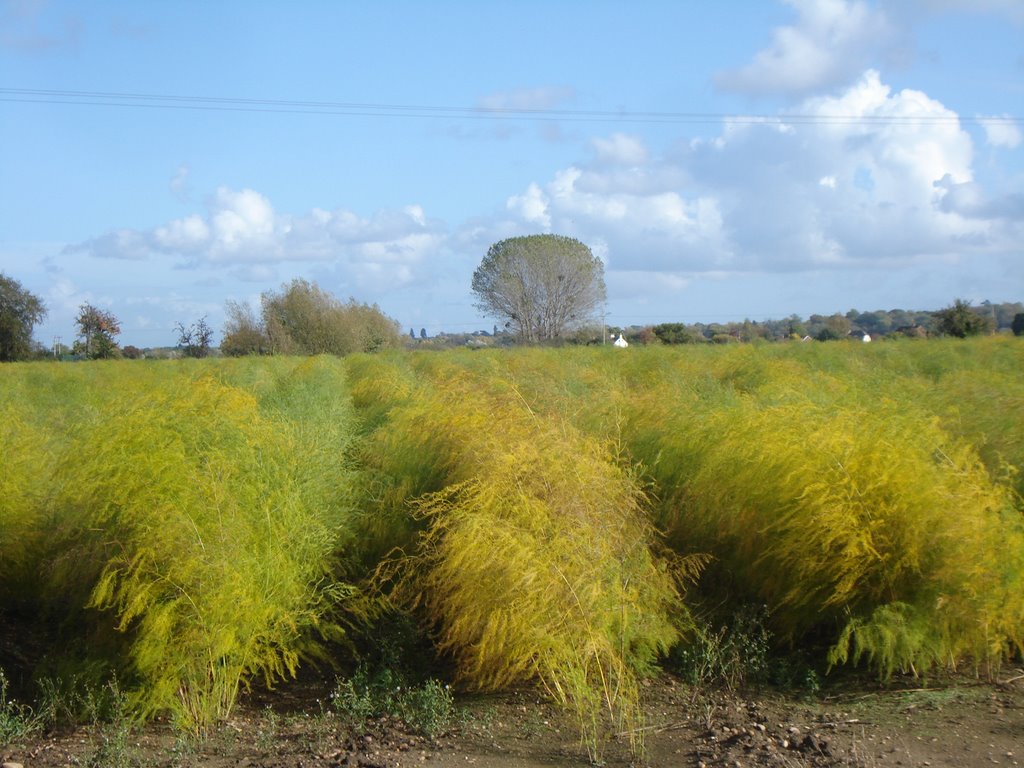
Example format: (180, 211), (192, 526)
(0, 273), (47, 362)
(471, 234), (606, 343)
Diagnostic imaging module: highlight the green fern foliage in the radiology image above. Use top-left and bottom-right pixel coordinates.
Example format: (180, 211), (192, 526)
(42, 363), (360, 734)
(0, 405), (46, 603)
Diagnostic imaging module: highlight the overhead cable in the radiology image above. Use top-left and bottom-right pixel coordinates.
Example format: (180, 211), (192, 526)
(1, 87), (1019, 126)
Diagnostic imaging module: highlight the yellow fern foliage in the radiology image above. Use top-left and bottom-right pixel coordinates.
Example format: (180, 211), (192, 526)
(356, 357), (698, 760)
(604, 346), (1024, 677)
(436, 344), (1024, 679)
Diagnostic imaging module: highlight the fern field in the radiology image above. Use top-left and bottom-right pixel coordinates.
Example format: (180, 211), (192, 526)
(1, 338), (1022, 754)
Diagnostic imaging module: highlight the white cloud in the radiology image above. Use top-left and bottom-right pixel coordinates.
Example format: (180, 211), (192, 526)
(169, 164), (190, 201)
(490, 71), (1010, 283)
(207, 187), (277, 257)
(506, 183), (551, 229)
(478, 162), (733, 273)
(799, 70), (973, 189)
(48, 274), (84, 315)
(591, 134), (648, 166)
(1, 0), (82, 51)
(715, 0), (894, 97)
(703, 70), (984, 266)
(404, 204), (426, 227)
(229, 264), (278, 283)
(154, 214), (209, 252)
(67, 228), (150, 260)
(934, 174), (1024, 221)
(612, 270), (692, 302)
(978, 115), (1022, 148)
(69, 188), (448, 292)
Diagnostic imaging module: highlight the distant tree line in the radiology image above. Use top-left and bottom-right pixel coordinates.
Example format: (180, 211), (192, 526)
(605, 300), (1023, 347)
(0, 271), (402, 362)
(1, 267), (1021, 362)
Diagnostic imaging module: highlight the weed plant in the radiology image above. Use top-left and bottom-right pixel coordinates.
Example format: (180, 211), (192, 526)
(671, 605), (772, 691)
(34, 673), (127, 728)
(331, 665), (454, 737)
(80, 679), (142, 768)
(0, 668), (41, 746)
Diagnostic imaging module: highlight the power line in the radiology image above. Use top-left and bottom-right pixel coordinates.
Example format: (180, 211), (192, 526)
(1, 87), (1019, 126)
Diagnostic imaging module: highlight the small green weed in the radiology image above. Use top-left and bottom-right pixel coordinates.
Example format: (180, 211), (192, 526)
(85, 721), (137, 768)
(169, 734), (197, 767)
(768, 654), (824, 697)
(0, 668), (41, 745)
(36, 671), (127, 727)
(255, 705), (280, 751)
(330, 666), (453, 737)
(83, 679), (141, 768)
(289, 706), (338, 756)
(457, 701), (496, 733)
(393, 679), (455, 737)
(672, 605), (771, 691)
(331, 670), (379, 725)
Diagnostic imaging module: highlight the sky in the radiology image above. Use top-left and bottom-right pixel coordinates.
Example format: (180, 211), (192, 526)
(1, 0), (1022, 348)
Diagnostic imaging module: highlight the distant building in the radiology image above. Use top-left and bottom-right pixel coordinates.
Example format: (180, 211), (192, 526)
(613, 334), (629, 348)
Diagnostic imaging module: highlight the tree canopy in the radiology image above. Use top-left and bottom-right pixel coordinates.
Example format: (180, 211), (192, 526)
(471, 234), (606, 343)
(175, 317), (215, 358)
(221, 279), (401, 356)
(652, 323), (700, 345)
(934, 299), (994, 338)
(73, 303), (122, 359)
(0, 273), (46, 362)
(220, 300), (268, 357)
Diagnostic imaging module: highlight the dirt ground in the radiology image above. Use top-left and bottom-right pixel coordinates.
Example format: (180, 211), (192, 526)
(3, 671), (1023, 768)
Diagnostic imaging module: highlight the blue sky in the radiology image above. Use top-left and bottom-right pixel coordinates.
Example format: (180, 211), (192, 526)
(1, 0), (1022, 347)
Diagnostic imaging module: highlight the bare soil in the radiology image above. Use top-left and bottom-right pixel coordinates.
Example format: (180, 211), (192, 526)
(4, 671), (1023, 768)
